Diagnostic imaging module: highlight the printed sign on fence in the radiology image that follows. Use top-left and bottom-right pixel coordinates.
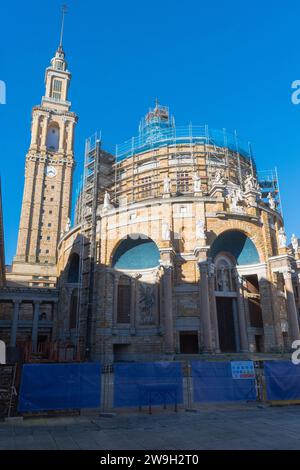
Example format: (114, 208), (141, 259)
(231, 361), (255, 379)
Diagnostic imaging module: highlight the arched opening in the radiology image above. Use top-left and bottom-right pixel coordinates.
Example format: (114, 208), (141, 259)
(112, 235), (160, 270)
(210, 230), (260, 266)
(210, 233), (260, 353)
(69, 288), (78, 330)
(46, 124), (60, 152)
(214, 254), (238, 353)
(67, 253), (80, 283)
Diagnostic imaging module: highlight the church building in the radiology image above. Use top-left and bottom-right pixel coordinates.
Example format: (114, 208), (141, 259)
(1, 34), (300, 364)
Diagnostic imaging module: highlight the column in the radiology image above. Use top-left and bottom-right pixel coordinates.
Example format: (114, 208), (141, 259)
(235, 274), (249, 352)
(162, 265), (174, 354)
(10, 300), (20, 347)
(232, 299), (241, 352)
(51, 301), (59, 340)
(199, 262), (213, 352)
(32, 301), (41, 352)
(66, 121), (74, 154)
(208, 266), (220, 352)
(258, 273), (280, 351)
(130, 277), (136, 331)
(30, 115), (40, 148)
(113, 275), (119, 326)
(59, 119), (66, 153)
(40, 116), (49, 149)
(283, 270), (300, 341)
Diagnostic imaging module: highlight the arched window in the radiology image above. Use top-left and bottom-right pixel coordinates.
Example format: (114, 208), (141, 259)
(112, 236), (160, 270)
(46, 125), (60, 152)
(210, 230), (260, 266)
(67, 253), (80, 283)
(69, 288), (78, 330)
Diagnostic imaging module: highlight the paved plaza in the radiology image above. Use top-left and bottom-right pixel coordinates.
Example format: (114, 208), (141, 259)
(1, 404), (300, 450)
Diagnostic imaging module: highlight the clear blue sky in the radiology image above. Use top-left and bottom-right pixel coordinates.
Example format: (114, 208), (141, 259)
(1, 0), (300, 264)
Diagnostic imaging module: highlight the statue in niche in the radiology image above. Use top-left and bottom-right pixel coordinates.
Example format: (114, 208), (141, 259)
(139, 284), (155, 325)
(217, 266), (230, 292)
(193, 173), (202, 192)
(163, 175), (171, 194)
(278, 227), (287, 248)
(291, 234), (298, 253)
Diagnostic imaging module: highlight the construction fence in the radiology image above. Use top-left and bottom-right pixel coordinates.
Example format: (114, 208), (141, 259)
(2, 359), (300, 417)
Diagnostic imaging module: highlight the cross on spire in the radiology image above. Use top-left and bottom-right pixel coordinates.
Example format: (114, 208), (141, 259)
(59, 4), (68, 50)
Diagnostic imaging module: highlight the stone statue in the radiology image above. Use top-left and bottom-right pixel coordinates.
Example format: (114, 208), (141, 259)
(278, 227), (287, 248)
(65, 217), (71, 233)
(217, 267), (230, 292)
(103, 191), (111, 210)
(244, 173), (258, 192)
(193, 173), (202, 192)
(163, 175), (171, 194)
(267, 192), (276, 211)
(196, 219), (206, 240)
(162, 221), (170, 240)
(213, 169), (224, 185)
(291, 234), (299, 253)
(229, 188), (244, 212)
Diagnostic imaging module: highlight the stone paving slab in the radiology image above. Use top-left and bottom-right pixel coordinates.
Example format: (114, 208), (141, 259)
(1, 404), (300, 450)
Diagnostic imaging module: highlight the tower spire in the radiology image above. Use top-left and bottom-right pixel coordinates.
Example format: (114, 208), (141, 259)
(59, 4), (68, 50)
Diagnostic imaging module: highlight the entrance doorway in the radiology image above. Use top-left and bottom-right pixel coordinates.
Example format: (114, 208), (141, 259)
(113, 344), (131, 362)
(216, 298), (237, 352)
(179, 331), (199, 354)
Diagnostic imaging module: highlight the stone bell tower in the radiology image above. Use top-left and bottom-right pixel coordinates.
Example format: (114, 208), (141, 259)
(9, 23), (78, 287)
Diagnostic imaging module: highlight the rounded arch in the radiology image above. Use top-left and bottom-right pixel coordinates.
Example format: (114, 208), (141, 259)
(112, 235), (160, 270)
(67, 253), (80, 283)
(46, 123), (60, 151)
(210, 230), (260, 266)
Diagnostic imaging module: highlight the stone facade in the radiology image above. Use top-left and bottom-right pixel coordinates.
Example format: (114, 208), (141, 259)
(56, 104), (300, 363)
(1, 49), (300, 364)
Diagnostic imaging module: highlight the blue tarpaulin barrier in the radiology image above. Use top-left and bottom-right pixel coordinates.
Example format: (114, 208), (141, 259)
(114, 362), (183, 408)
(264, 361), (300, 401)
(192, 361), (257, 403)
(18, 362), (101, 412)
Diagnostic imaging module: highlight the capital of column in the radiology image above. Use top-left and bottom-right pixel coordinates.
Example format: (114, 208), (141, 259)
(159, 261), (173, 274)
(194, 246), (210, 263)
(282, 269), (294, 281)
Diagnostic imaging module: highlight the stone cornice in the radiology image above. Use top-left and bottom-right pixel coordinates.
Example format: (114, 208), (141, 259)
(26, 153), (75, 167)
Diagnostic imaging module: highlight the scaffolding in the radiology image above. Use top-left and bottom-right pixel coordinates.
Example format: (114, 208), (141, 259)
(116, 122), (252, 163)
(258, 167), (282, 215)
(113, 103), (257, 205)
(75, 133), (115, 359)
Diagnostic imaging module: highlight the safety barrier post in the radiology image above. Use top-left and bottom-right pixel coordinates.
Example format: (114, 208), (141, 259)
(185, 361), (193, 410)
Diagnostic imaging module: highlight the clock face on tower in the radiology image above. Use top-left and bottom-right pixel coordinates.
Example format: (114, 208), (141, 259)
(45, 166), (57, 178)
